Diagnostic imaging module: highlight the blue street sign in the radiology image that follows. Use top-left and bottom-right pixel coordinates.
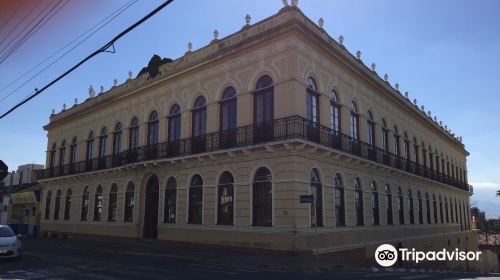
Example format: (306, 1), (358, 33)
(300, 194), (314, 204)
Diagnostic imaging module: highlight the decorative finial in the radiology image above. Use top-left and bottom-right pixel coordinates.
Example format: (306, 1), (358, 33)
(404, 91), (409, 98)
(421, 105), (425, 111)
(89, 85), (95, 98)
(434, 116), (437, 121)
(188, 41), (193, 52)
(459, 136), (462, 142)
(384, 74), (389, 82)
(245, 14), (251, 25)
(282, 0), (289, 6)
(62, 103), (66, 110)
(413, 99), (417, 105)
(113, 79), (118, 87)
(428, 111), (431, 116)
(213, 29), (219, 40)
(395, 83), (399, 90)
(318, 18), (324, 28)
(338, 35), (344, 45)
(74, 98), (78, 105)
(291, 0), (298, 7)
(445, 125), (448, 129)
(128, 71), (133, 80)
(51, 108), (55, 115)
(100, 85), (104, 93)
(439, 121), (443, 126)
(356, 50), (361, 60)
(371, 63), (376, 71)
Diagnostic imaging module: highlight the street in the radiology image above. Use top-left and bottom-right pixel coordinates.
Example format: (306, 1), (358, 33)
(0, 238), (498, 280)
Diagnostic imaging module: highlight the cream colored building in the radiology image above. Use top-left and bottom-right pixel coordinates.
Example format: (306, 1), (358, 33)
(38, 3), (477, 269)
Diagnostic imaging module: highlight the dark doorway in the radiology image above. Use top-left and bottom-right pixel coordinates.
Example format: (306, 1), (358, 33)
(143, 175), (159, 239)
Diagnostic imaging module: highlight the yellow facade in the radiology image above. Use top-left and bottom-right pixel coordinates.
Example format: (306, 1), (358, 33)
(38, 6), (476, 269)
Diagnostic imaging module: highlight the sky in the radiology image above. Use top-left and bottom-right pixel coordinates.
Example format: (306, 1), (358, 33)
(0, 0), (499, 216)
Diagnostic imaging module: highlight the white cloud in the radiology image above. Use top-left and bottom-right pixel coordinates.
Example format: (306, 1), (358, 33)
(470, 182), (500, 189)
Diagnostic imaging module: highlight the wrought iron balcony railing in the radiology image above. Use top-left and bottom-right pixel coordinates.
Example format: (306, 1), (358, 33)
(39, 115), (470, 191)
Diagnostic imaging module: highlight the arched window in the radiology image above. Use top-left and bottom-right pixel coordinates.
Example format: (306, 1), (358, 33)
(454, 198), (459, 223)
(429, 146), (434, 171)
(98, 127), (108, 169)
(439, 195), (444, 223)
(44, 190), (52, 220)
(330, 90), (341, 134)
(397, 187), (404, 225)
(425, 192), (431, 224)
(192, 96), (207, 153)
(54, 189), (61, 220)
(168, 104), (182, 156)
(86, 132), (94, 171)
(306, 77), (319, 124)
(69, 137), (77, 173)
(64, 188), (72, 220)
(334, 174), (345, 226)
(113, 122), (122, 156)
(403, 133), (410, 160)
(385, 185), (393, 225)
(146, 111), (159, 159)
(417, 191), (423, 224)
(350, 102), (359, 140)
(81, 186), (89, 221)
(433, 194), (438, 223)
(445, 197), (449, 223)
(220, 87), (237, 148)
(381, 119), (389, 152)
(49, 143), (56, 174)
(393, 126), (400, 156)
(354, 178), (364, 226)
(371, 181), (379, 225)
(450, 197), (454, 223)
(59, 141), (66, 173)
(253, 167), (273, 226)
(164, 177), (177, 223)
(108, 184), (118, 222)
(99, 127), (108, 158)
(129, 117), (140, 150)
(217, 171), (234, 225)
(124, 182), (135, 222)
(413, 138), (420, 165)
(310, 168), (323, 227)
(147, 111), (159, 146)
(188, 174), (203, 224)
(367, 111), (375, 146)
(93, 185), (103, 221)
(408, 189), (414, 224)
(254, 75), (274, 143)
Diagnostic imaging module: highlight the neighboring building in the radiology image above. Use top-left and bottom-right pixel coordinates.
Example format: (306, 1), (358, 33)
(1, 163), (44, 235)
(37, 3), (476, 269)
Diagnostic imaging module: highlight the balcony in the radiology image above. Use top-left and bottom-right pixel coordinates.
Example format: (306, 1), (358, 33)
(39, 115), (470, 191)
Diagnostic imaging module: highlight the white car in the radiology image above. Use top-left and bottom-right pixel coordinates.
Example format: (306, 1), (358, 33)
(0, 225), (22, 260)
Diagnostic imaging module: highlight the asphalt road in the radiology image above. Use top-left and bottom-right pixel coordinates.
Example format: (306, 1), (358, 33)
(0, 238), (498, 280)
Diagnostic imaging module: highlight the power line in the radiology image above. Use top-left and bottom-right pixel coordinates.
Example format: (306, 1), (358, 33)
(0, 0), (69, 64)
(0, 1), (27, 35)
(0, 1), (43, 50)
(0, 0), (138, 103)
(1, 0), (69, 62)
(0, 0), (175, 120)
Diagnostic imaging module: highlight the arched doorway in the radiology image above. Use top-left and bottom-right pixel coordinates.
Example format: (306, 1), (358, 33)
(143, 175), (159, 239)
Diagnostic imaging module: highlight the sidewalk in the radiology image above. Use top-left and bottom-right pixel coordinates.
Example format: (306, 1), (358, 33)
(22, 236), (365, 273)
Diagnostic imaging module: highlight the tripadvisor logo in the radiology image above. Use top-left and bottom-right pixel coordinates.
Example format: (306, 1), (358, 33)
(374, 244), (482, 267)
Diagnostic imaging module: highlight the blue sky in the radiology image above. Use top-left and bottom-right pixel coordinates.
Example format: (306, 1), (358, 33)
(0, 0), (499, 216)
